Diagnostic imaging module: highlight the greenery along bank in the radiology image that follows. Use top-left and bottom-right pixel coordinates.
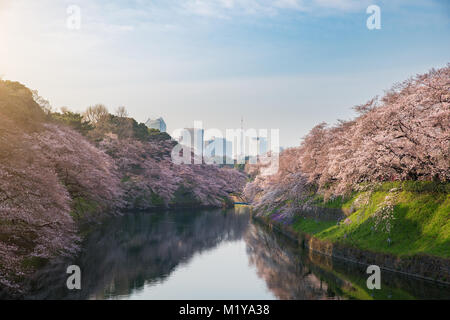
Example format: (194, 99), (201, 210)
(292, 182), (449, 259)
(252, 182), (450, 282)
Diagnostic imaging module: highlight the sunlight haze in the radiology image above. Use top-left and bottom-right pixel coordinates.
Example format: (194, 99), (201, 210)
(1, 0), (449, 146)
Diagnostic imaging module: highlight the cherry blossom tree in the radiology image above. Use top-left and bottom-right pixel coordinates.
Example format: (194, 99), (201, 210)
(245, 65), (450, 213)
(99, 136), (246, 210)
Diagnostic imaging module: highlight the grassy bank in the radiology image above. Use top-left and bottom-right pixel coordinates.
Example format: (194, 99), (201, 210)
(280, 182), (450, 259)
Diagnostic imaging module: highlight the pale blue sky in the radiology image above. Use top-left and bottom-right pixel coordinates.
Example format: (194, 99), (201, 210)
(1, 0), (449, 147)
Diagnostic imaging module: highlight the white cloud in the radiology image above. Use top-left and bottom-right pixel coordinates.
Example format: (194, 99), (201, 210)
(181, 0), (230, 19)
(273, 0), (305, 10)
(314, 0), (368, 11)
(220, 0), (235, 9)
(178, 0), (369, 18)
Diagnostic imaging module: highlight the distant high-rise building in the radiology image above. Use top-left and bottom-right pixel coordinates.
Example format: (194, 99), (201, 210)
(145, 117), (166, 132)
(258, 137), (268, 156)
(205, 137), (233, 164)
(249, 136), (268, 157)
(179, 128), (204, 157)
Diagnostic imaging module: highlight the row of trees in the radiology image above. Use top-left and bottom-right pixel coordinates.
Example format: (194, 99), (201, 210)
(244, 65), (449, 214)
(50, 103), (246, 209)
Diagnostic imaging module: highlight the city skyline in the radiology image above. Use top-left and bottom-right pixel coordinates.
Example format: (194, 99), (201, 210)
(178, 125), (272, 161)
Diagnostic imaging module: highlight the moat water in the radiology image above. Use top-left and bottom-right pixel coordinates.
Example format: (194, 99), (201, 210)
(26, 206), (450, 300)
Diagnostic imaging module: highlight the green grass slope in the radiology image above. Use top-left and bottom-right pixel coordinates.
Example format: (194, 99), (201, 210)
(291, 182), (450, 259)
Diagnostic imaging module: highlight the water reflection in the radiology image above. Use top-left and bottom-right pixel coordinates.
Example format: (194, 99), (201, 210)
(25, 207), (450, 300)
(27, 207), (250, 299)
(246, 220), (450, 300)
(245, 222), (340, 300)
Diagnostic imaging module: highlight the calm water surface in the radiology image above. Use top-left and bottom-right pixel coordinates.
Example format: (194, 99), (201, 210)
(27, 206), (450, 300)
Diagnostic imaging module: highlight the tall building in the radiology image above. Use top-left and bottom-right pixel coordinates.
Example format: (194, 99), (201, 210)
(179, 128), (204, 157)
(145, 117), (166, 132)
(205, 137), (233, 164)
(257, 137), (268, 156)
(249, 136), (268, 157)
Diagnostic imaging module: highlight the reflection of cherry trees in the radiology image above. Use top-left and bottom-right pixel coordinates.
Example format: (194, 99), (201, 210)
(245, 66), (450, 212)
(244, 222), (450, 300)
(245, 223), (341, 300)
(18, 208), (450, 300)
(25, 208), (250, 299)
